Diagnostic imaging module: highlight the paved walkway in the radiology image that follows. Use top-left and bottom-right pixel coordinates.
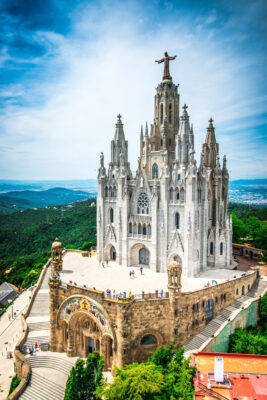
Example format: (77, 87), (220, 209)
(60, 252), (245, 295)
(0, 289), (32, 399)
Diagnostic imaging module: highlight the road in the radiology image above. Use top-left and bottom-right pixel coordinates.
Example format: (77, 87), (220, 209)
(0, 289), (32, 399)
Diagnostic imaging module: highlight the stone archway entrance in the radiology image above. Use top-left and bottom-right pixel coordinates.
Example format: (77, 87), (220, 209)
(104, 244), (116, 261)
(110, 246), (116, 261)
(139, 247), (149, 265)
(59, 296), (115, 370)
(69, 312), (102, 358)
(130, 243), (150, 267)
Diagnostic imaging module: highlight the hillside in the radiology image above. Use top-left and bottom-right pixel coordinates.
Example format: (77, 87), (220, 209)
(0, 199), (96, 287)
(0, 187), (95, 214)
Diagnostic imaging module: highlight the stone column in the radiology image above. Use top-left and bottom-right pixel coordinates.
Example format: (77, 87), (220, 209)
(67, 328), (75, 357)
(49, 278), (60, 352)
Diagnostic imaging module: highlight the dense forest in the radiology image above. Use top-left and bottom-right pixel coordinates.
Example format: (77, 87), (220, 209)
(0, 200), (266, 288)
(0, 199), (96, 287)
(228, 202), (267, 254)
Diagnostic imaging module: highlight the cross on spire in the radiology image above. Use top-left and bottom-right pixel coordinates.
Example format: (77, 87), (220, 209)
(209, 117), (213, 124)
(183, 104), (188, 112)
(117, 113), (122, 122)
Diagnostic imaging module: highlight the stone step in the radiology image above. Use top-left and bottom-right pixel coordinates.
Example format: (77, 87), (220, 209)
(27, 356), (74, 375)
(28, 321), (50, 332)
(20, 371), (65, 400)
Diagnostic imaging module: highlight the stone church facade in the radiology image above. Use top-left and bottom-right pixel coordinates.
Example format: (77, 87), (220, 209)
(97, 67), (232, 276)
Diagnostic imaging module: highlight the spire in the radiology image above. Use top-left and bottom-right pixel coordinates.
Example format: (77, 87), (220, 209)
(114, 113), (125, 141)
(202, 118), (219, 169)
(179, 104), (190, 137)
(176, 104), (193, 165)
(205, 117), (216, 146)
(145, 122), (148, 138)
(223, 155), (227, 170)
(140, 125), (144, 157)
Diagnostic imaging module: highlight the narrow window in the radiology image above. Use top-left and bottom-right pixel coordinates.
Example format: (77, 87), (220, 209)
(210, 242), (214, 255)
(143, 224), (147, 235)
(178, 174), (181, 181)
(160, 139), (163, 146)
(168, 138), (171, 146)
(169, 103), (172, 124)
(160, 104), (164, 124)
(110, 208), (114, 223)
(175, 213), (180, 229)
(152, 163), (158, 179)
(220, 242), (223, 255)
(129, 223), (132, 234)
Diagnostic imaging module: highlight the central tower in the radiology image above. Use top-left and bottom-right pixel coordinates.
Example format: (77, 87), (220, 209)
(137, 53), (179, 179)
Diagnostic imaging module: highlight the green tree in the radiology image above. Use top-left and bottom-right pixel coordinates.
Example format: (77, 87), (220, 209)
(97, 344), (196, 400)
(97, 362), (166, 400)
(231, 214), (246, 242)
(64, 352), (103, 400)
(65, 359), (85, 400)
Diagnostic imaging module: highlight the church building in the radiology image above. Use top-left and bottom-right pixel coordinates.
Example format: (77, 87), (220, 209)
(97, 53), (232, 276)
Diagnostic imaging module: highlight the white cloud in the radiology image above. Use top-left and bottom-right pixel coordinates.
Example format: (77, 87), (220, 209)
(0, 4), (266, 180)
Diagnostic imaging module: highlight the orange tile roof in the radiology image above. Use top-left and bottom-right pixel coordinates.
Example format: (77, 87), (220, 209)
(192, 352), (267, 400)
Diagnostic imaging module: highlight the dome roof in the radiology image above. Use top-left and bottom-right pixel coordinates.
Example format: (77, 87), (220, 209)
(168, 261), (181, 270)
(52, 238), (62, 249)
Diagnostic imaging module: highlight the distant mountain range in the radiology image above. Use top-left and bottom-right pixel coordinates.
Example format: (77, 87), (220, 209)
(0, 178), (266, 214)
(0, 187), (95, 214)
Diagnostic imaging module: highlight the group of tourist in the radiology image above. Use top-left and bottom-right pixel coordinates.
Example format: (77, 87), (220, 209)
(105, 289), (134, 299)
(29, 342), (38, 355)
(204, 280), (218, 288)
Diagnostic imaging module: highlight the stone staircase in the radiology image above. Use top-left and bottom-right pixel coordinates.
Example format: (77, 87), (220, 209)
(27, 355), (75, 375)
(19, 371), (66, 400)
(184, 276), (267, 354)
(18, 262), (78, 400)
(19, 355), (77, 400)
(21, 267), (50, 354)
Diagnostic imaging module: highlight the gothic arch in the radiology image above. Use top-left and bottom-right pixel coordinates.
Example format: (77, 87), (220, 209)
(130, 243), (150, 267)
(104, 243), (116, 261)
(168, 253), (182, 265)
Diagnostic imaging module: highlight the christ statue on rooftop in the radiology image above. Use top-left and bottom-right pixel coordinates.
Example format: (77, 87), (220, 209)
(155, 52), (177, 80)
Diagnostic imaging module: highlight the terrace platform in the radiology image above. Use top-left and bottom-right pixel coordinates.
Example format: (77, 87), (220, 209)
(60, 252), (245, 295)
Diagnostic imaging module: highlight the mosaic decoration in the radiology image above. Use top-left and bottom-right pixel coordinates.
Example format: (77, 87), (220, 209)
(60, 297), (112, 336)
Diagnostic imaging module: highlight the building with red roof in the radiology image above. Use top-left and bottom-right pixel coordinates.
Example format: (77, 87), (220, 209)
(192, 352), (267, 400)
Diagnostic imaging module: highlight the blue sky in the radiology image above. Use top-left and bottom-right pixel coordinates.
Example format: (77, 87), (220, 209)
(0, 0), (266, 179)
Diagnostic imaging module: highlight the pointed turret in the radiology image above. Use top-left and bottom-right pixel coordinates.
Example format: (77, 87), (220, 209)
(176, 104), (193, 165)
(114, 114), (125, 142)
(202, 118), (219, 169)
(145, 122), (148, 138)
(111, 114), (128, 166)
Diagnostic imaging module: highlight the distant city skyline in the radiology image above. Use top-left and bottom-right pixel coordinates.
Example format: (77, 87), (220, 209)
(0, 0), (266, 180)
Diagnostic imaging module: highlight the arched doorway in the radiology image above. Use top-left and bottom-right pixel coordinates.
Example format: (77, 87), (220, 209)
(59, 296), (115, 370)
(69, 312), (102, 358)
(139, 247), (150, 265)
(110, 246), (116, 260)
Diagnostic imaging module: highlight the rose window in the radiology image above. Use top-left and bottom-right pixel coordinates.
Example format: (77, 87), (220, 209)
(137, 192), (149, 214)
